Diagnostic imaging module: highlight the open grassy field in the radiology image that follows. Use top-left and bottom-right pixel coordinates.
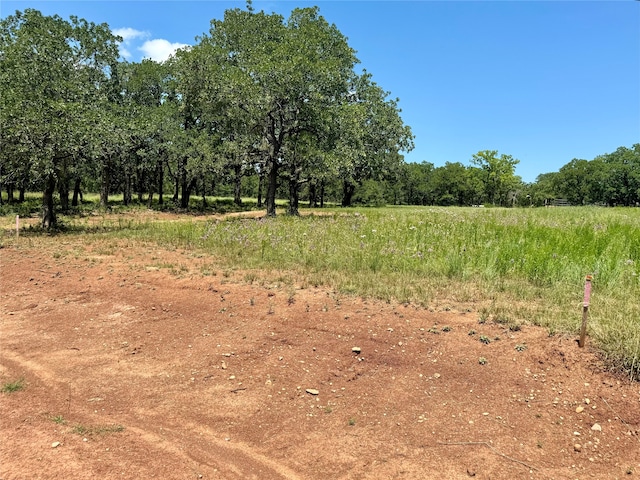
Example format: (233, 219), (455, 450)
(3, 199), (639, 379)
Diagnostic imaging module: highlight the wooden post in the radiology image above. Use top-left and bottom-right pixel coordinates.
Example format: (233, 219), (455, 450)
(578, 275), (593, 348)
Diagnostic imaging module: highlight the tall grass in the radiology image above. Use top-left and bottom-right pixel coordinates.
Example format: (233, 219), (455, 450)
(6, 204), (638, 378)
(121, 206), (639, 378)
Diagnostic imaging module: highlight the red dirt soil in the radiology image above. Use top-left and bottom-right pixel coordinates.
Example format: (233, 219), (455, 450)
(1, 226), (639, 479)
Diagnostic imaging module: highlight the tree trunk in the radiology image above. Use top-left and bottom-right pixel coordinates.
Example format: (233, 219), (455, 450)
(19, 187), (25, 202)
(287, 165), (300, 216)
(72, 178), (82, 207)
(100, 158), (110, 209)
(123, 171), (132, 206)
(157, 160), (164, 205)
(342, 181), (356, 207)
(173, 158), (181, 204)
(265, 158), (278, 217)
(58, 176), (70, 213)
(308, 182), (317, 208)
(320, 181), (325, 208)
(201, 176), (207, 208)
(233, 164), (242, 206)
(181, 177), (197, 209)
(7, 183), (14, 203)
(42, 173), (57, 229)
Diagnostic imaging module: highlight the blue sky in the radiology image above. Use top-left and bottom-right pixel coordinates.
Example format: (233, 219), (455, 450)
(2, 1), (639, 182)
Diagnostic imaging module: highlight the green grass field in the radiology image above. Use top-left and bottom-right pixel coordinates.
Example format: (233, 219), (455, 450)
(3, 197), (639, 379)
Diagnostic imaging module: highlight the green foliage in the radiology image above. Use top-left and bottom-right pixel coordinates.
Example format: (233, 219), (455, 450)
(1, 378), (25, 393)
(0, 9), (121, 228)
(471, 150), (521, 207)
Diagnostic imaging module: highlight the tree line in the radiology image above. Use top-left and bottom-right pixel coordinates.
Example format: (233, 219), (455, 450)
(389, 144), (640, 208)
(1, 7), (638, 230)
(0, 5), (413, 228)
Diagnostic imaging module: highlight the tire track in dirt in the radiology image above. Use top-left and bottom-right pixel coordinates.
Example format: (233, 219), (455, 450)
(0, 349), (303, 480)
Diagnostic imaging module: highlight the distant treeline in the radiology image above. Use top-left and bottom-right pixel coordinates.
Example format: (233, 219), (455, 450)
(392, 144), (640, 208)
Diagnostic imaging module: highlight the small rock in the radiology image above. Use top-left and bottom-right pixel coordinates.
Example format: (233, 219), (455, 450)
(591, 423), (602, 432)
(51, 442), (61, 448)
(574, 444), (582, 452)
(433, 373), (441, 379)
(352, 347), (361, 354)
(306, 389), (319, 395)
(576, 406), (584, 413)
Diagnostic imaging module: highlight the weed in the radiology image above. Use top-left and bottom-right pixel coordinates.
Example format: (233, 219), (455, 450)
(479, 335), (491, 344)
(441, 326), (452, 332)
(478, 357), (488, 365)
(51, 415), (66, 425)
(1, 378), (25, 393)
(515, 344), (528, 352)
(468, 329), (476, 336)
(348, 418), (356, 426)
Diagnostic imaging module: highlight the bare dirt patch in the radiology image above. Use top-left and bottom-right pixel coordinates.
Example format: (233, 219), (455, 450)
(1, 234), (639, 479)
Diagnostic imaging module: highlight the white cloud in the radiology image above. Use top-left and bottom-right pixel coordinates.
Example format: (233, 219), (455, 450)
(113, 27), (149, 60)
(113, 27), (148, 42)
(139, 39), (190, 63)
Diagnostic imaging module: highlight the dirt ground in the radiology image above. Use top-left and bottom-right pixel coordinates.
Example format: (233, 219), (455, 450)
(1, 218), (639, 480)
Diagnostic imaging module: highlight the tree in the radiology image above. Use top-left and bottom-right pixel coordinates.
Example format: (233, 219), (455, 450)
(470, 150), (521, 206)
(429, 162), (476, 206)
(553, 158), (595, 205)
(191, 6), (359, 216)
(0, 9), (120, 228)
(601, 145), (640, 206)
(337, 72), (414, 207)
(119, 59), (174, 206)
(401, 162), (435, 205)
